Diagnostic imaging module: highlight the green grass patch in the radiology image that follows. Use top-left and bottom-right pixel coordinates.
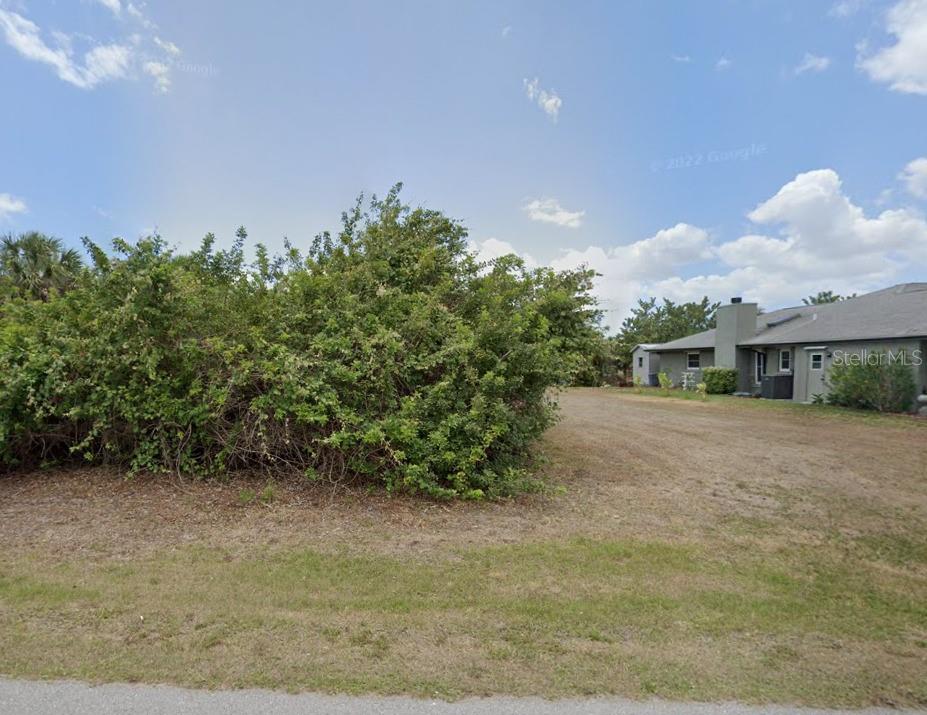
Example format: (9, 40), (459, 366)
(614, 386), (927, 427)
(1, 537), (925, 705)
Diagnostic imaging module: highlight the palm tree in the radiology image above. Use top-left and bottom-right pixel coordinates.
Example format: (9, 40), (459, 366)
(0, 232), (83, 301)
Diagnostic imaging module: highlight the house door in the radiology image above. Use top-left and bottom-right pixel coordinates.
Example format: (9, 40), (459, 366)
(754, 352), (766, 386)
(806, 351), (826, 401)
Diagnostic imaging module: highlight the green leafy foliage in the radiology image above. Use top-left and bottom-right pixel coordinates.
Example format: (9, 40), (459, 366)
(702, 366), (738, 394)
(657, 371), (672, 392)
(802, 290), (856, 305)
(825, 352), (917, 413)
(1, 232), (83, 302)
(0, 188), (600, 497)
(570, 331), (617, 386)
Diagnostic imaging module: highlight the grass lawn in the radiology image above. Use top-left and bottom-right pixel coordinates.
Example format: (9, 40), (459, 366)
(1, 388), (926, 705)
(627, 385), (927, 424)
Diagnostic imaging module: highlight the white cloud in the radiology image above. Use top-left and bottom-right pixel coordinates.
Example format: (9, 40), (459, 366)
(469, 238), (538, 269)
(126, 2), (155, 29)
(0, 7), (179, 94)
(549, 224), (712, 324)
(0, 193), (27, 220)
(656, 169), (927, 308)
(501, 25), (511, 38)
(857, 0), (927, 94)
(84, 43), (132, 83)
(900, 157), (927, 198)
(547, 168), (927, 324)
(746, 169), (927, 255)
(795, 53), (831, 75)
(671, 54), (691, 63)
(154, 36), (180, 56)
(95, 0), (122, 17)
(0, 9), (92, 88)
(829, 0), (867, 17)
(523, 77), (562, 122)
(143, 61), (170, 93)
(715, 56), (732, 71)
(523, 198), (584, 228)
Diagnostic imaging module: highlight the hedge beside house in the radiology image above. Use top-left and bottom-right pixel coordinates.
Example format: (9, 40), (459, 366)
(703, 366), (738, 394)
(825, 352), (917, 413)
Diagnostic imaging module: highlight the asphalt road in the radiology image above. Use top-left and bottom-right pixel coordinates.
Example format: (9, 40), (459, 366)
(0, 679), (922, 715)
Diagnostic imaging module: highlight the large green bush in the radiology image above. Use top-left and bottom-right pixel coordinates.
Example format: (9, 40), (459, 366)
(825, 352), (917, 413)
(702, 366), (738, 394)
(0, 189), (600, 497)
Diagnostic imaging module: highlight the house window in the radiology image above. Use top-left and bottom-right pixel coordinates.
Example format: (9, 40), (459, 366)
(810, 352), (823, 370)
(638, 356), (643, 368)
(779, 349), (791, 372)
(755, 352), (766, 384)
(687, 352), (700, 369)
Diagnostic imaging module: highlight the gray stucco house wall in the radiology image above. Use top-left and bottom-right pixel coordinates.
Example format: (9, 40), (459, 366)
(631, 345), (660, 386)
(658, 349), (715, 386)
(647, 284), (927, 406)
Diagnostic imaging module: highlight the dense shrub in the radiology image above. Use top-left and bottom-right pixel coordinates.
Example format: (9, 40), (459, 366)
(702, 366), (738, 394)
(825, 352), (917, 413)
(0, 189), (601, 497)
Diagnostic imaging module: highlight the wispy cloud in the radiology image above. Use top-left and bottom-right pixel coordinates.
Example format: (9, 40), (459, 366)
(795, 52), (831, 75)
(900, 157), (927, 198)
(671, 54), (692, 63)
(0, 193), (27, 220)
(126, 2), (155, 29)
(523, 198), (584, 228)
(0, 10), (131, 89)
(154, 36), (180, 56)
(94, 0), (122, 18)
(829, 0), (867, 17)
(715, 56), (732, 71)
(501, 25), (511, 38)
(143, 61), (171, 93)
(523, 77), (562, 122)
(0, 5), (180, 94)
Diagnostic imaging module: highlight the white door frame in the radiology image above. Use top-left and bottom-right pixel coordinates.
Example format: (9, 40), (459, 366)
(754, 351), (766, 385)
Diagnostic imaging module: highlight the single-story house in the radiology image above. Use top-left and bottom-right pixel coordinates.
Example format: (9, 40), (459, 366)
(649, 283), (927, 403)
(631, 344), (661, 386)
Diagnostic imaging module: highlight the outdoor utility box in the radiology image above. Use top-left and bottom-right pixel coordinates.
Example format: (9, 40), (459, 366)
(761, 374), (793, 400)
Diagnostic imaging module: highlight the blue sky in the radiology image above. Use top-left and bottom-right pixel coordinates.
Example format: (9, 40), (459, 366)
(1, 0), (926, 327)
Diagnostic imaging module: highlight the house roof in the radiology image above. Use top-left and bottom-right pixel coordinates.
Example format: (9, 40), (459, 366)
(632, 343), (661, 351)
(651, 330), (716, 351)
(741, 283), (927, 345)
(651, 283), (927, 351)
